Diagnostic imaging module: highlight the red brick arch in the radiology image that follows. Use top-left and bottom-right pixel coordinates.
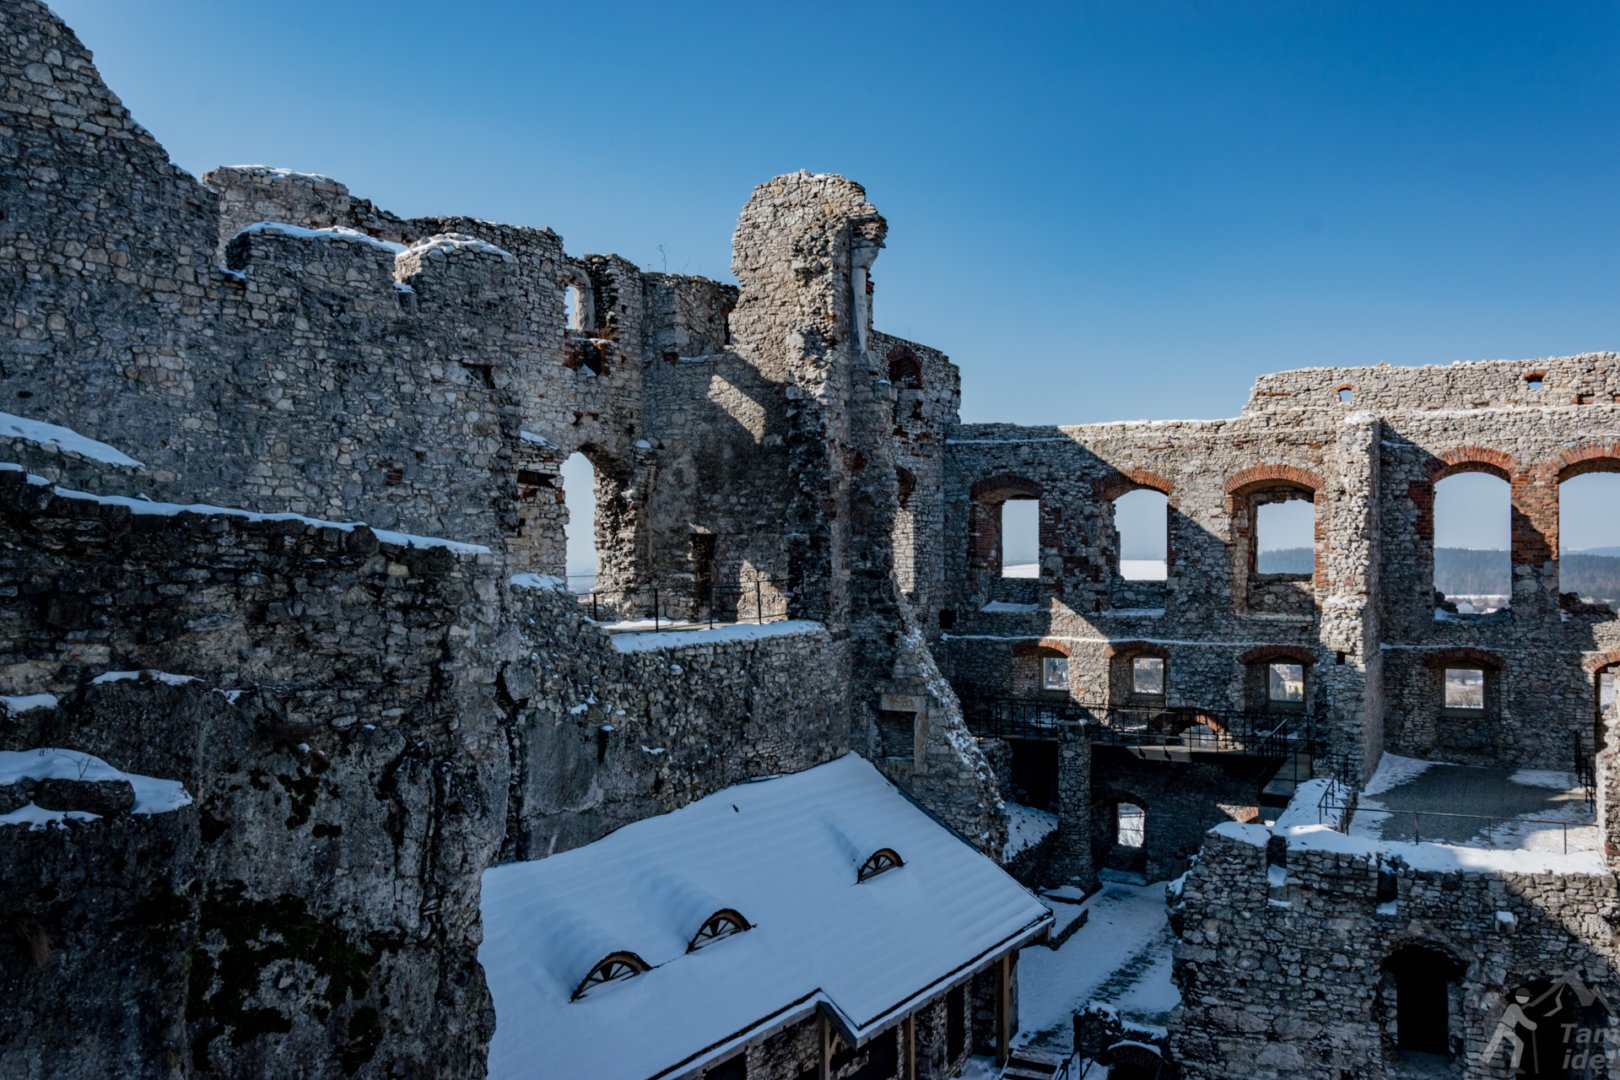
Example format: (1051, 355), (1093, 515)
(1422, 647), (1505, 670)
(1012, 638), (1073, 658)
(971, 473), (1041, 504)
(1103, 639), (1170, 660)
(1224, 464), (1325, 498)
(1556, 444), (1620, 483)
(1428, 446), (1517, 483)
(968, 473), (1043, 572)
(1237, 645), (1316, 667)
(1094, 467), (1173, 503)
(1584, 650), (1620, 674)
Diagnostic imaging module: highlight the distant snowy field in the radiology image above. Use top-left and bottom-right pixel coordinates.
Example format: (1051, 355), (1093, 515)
(1004, 560), (1167, 581)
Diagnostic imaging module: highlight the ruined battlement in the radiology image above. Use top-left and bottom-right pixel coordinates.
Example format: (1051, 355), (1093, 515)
(1246, 351), (1620, 414)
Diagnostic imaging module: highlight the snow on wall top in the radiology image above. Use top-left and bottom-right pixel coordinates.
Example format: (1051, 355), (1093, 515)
(478, 754), (1051, 1079)
(0, 410), (144, 468)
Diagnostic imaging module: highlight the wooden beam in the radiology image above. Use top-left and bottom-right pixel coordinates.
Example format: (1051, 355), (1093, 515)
(997, 953), (1012, 1067)
(904, 1012), (916, 1080)
(820, 1014), (832, 1080)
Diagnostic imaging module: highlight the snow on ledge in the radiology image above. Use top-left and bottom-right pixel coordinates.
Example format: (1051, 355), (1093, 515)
(405, 233), (517, 262)
(510, 572), (567, 592)
(235, 221), (407, 255)
(609, 620), (826, 654)
(0, 748), (192, 829)
(1210, 818), (1607, 876)
(1, 694), (58, 715)
(0, 411), (143, 468)
(90, 670), (196, 687)
(2, 467), (490, 556)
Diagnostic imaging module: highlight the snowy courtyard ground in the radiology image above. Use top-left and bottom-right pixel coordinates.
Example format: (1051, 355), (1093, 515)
(960, 878), (1176, 1076)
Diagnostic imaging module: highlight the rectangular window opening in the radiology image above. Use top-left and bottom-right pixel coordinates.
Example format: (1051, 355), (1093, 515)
(1267, 662), (1305, 705)
(1001, 498), (1039, 579)
(1132, 657), (1165, 698)
(1041, 656), (1068, 692)
(1443, 667), (1486, 711)
(1117, 804), (1145, 848)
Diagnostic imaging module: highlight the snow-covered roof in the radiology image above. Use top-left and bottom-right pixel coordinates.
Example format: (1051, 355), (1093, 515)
(479, 754), (1051, 1079)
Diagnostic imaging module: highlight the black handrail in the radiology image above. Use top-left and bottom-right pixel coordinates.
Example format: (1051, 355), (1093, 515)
(958, 694), (1322, 761)
(565, 574), (791, 631)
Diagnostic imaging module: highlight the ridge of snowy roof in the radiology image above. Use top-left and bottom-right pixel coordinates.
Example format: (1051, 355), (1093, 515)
(479, 754), (1051, 1079)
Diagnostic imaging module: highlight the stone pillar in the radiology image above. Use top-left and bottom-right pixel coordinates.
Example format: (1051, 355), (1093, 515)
(1599, 743), (1620, 872)
(1049, 728), (1095, 887)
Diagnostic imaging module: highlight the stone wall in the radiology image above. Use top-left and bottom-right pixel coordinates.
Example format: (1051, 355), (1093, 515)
(939, 355), (1620, 791)
(1171, 824), (1620, 1078)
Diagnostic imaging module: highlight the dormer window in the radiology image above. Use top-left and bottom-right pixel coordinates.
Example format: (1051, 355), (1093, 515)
(857, 848), (903, 882)
(688, 909), (751, 952)
(571, 951), (649, 1001)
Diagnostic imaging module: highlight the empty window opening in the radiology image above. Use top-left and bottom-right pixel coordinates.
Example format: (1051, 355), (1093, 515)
(1255, 497), (1315, 575)
(1268, 662), (1305, 707)
(562, 452), (599, 594)
(1132, 657), (1165, 699)
(1114, 488), (1167, 581)
(1042, 656), (1069, 692)
(1443, 667), (1485, 711)
(1433, 471), (1511, 613)
(1524, 373), (1545, 392)
(705, 1053), (748, 1080)
(1337, 386), (1354, 404)
(1001, 498), (1039, 578)
(1558, 471), (1620, 612)
(1604, 671), (1617, 720)
(1116, 803), (1145, 847)
(564, 285), (581, 331)
(946, 985), (968, 1059)
(1387, 946), (1456, 1057)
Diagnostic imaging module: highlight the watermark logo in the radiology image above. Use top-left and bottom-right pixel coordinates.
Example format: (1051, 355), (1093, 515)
(1481, 972), (1617, 1073)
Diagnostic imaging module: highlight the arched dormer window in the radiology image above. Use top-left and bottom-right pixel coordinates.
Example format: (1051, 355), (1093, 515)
(570, 950), (649, 1001)
(687, 909), (751, 952)
(857, 848), (903, 882)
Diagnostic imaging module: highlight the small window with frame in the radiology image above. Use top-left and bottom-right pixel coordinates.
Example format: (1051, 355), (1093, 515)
(1443, 667), (1486, 712)
(1131, 656), (1165, 700)
(1267, 662), (1305, 709)
(1042, 655), (1069, 693)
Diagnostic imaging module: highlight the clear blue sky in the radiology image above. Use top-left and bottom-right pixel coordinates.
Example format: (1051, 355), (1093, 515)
(48, 0), (1620, 560)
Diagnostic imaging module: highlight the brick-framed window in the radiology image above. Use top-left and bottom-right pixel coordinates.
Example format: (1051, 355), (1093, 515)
(1105, 641), (1169, 707)
(1238, 646), (1314, 714)
(1041, 655), (1069, 693)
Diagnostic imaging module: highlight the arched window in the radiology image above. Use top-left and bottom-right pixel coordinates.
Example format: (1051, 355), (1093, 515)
(571, 950), (650, 1001)
(1113, 488), (1167, 582)
(1557, 466), (1620, 614)
(562, 452), (599, 595)
(969, 475), (1042, 582)
(561, 266), (595, 333)
(688, 909), (750, 952)
(1433, 470), (1511, 614)
(857, 848), (903, 882)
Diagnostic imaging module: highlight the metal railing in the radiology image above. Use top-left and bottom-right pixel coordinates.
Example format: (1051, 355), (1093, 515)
(959, 694), (1322, 762)
(565, 575), (791, 632)
(1574, 729), (1596, 809)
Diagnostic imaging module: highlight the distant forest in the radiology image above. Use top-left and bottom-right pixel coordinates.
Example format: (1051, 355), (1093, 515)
(1262, 547), (1620, 603)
